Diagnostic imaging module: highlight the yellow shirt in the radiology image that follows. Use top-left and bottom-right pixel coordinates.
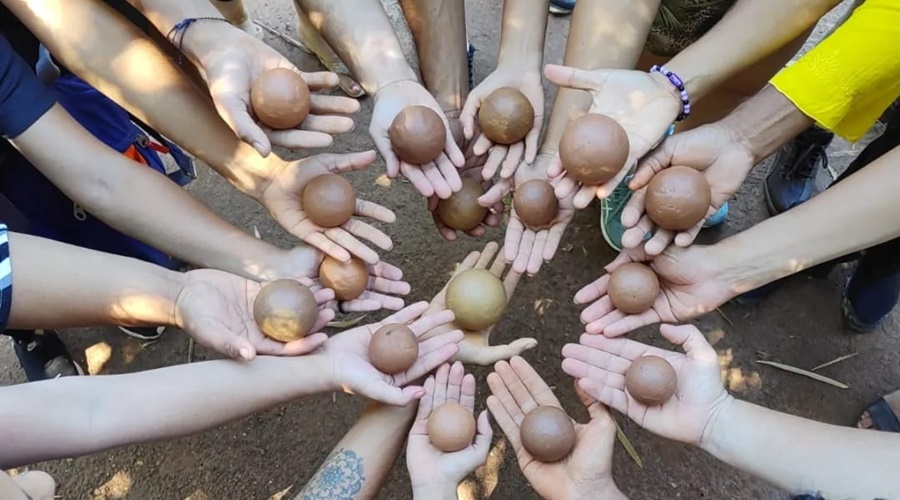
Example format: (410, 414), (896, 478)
(770, 0), (900, 141)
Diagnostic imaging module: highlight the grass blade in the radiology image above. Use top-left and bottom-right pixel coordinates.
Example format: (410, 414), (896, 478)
(613, 418), (643, 468)
(756, 360), (849, 389)
(811, 352), (858, 372)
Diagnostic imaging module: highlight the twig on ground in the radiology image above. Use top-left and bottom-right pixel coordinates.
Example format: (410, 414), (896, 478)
(756, 360), (849, 389)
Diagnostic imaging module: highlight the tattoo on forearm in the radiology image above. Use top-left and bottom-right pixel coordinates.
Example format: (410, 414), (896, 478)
(299, 448), (366, 500)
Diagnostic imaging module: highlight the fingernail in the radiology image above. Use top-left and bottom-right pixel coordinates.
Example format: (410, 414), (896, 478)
(252, 141), (267, 156)
(239, 347), (253, 360)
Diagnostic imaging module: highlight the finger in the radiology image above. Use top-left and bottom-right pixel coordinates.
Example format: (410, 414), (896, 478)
(578, 332), (656, 362)
(432, 208), (459, 241)
(523, 121), (540, 164)
(574, 275), (609, 304)
(561, 342), (632, 374)
(554, 175), (578, 200)
(471, 410), (493, 458)
(472, 134), (494, 157)
(370, 260), (404, 280)
(460, 372), (477, 411)
(486, 368), (526, 424)
(526, 230), (548, 276)
(644, 228), (674, 256)
(561, 359), (627, 391)
(460, 95), (481, 139)
(659, 324), (717, 363)
(399, 162), (436, 197)
(502, 269), (523, 300)
(465, 338), (538, 365)
(347, 290), (406, 311)
(302, 232), (352, 265)
(421, 162), (453, 199)
(264, 129), (334, 149)
(463, 224), (487, 238)
(501, 143), (525, 179)
(483, 146), (507, 180)
(546, 153), (564, 178)
(221, 335), (257, 361)
(509, 356), (561, 407)
(585, 308), (625, 335)
(322, 228), (379, 264)
(494, 358), (539, 414)
(512, 229), (535, 274)
(372, 133), (401, 178)
(355, 199), (397, 223)
(343, 219), (393, 253)
(620, 188), (647, 228)
(543, 64), (607, 91)
(542, 220), (567, 262)
(444, 125), (466, 167)
(398, 331), (463, 383)
(300, 71), (341, 90)
(308, 93), (361, 114)
(581, 296), (615, 327)
(486, 393), (524, 451)
(504, 217), (525, 262)
(367, 275), (411, 296)
(447, 361), (465, 404)
(621, 216), (655, 250)
(210, 92), (272, 157)
(369, 382), (426, 406)
(603, 309), (663, 338)
(436, 153), (463, 192)
(631, 141), (673, 189)
(279, 332), (329, 356)
(434, 363), (451, 406)
(675, 204), (718, 247)
(489, 247), (508, 276)
(577, 377), (629, 416)
(381, 301), (430, 325)
(573, 184), (599, 209)
(475, 241), (500, 268)
(596, 168), (630, 199)
(409, 309), (457, 336)
(479, 178), (511, 205)
(416, 375), (437, 421)
(312, 308), (336, 332)
(317, 150), (378, 173)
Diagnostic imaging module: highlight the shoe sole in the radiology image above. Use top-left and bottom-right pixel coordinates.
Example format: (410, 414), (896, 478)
(549, 6), (573, 14)
(763, 183), (780, 217)
(118, 326), (165, 341)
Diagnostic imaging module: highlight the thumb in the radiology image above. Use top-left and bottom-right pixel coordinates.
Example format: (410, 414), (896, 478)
(211, 92), (272, 158)
(366, 381), (426, 406)
(315, 150), (378, 174)
(544, 64), (607, 91)
(659, 324), (717, 363)
(470, 410), (493, 458)
(460, 94), (481, 139)
(478, 179), (511, 206)
(223, 336), (257, 361)
(630, 138), (674, 189)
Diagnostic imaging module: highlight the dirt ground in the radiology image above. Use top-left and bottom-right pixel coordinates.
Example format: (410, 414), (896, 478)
(3, 1), (897, 499)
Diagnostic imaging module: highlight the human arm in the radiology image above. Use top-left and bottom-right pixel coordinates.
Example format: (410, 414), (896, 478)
(296, 401), (418, 500)
(407, 362), (492, 500)
(486, 356), (626, 500)
(458, 0), (549, 179)
(562, 324), (900, 499)
(296, 0), (465, 199)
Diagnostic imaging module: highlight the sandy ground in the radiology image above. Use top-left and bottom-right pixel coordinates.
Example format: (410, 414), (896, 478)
(3, 1), (898, 499)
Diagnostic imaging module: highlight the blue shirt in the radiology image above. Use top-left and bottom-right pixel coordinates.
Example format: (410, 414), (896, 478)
(0, 34), (56, 139)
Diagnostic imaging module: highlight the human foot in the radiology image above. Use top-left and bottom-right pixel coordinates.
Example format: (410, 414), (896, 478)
(858, 389), (900, 432)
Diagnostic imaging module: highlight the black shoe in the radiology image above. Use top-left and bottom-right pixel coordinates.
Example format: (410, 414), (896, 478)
(764, 125), (834, 215)
(10, 330), (84, 382)
(118, 325), (166, 340)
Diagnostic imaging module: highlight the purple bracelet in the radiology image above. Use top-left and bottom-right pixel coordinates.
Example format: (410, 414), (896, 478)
(650, 65), (691, 121)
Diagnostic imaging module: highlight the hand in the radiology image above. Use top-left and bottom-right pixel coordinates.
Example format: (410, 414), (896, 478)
(407, 362), (492, 497)
(321, 302), (463, 406)
(483, 154), (575, 276)
(421, 241), (537, 365)
(574, 246), (735, 337)
(259, 150), (395, 264)
(370, 80), (465, 199)
(486, 357), (624, 500)
(620, 124), (755, 255)
(460, 67), (544, 179)
(543, 64), (682, 208)
(562, 324), (732, 446)
(1, 470), (55, 500)
(174, 270), (335, 360)
(188, 22), (360, 157)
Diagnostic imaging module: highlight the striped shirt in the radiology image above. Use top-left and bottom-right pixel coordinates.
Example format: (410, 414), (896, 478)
(0, 224), (11, 331)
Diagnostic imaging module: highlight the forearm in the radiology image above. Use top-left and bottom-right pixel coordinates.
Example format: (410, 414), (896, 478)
(702, 398), (900, 499)
(297, 401), (417, 499)
(0, 354), (334, 469)
(296, 0), (418, 95)
(496, 0), (551, 71)
(412, 484), (457, 500)
(12, 105), (287, 280)
(3, 0), (280, 197)
(6, 232), (183, 330)
(712, 145), (900, 294)
(398, 0), (468, 112)
(540, 0), (659, 154)
(722, 84), (814, 163)
(666, 0), (840, 100)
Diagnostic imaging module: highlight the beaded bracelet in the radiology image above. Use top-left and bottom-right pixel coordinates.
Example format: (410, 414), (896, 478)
(650, 65), (691, 121)
(166, 17), (231, 63)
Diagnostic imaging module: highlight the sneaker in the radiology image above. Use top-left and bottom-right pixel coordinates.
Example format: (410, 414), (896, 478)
(550, 0), (576, 14)
(600, 176), (638, 252)
(841, 262), (900, 333)
(10, 330), (84, 382)
(118, 326), (166, 341)
(763, 125), (834, 215)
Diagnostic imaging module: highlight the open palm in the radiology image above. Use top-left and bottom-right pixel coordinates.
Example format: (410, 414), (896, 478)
(420, 242), (536, 365)
(575, 246), (734, 337)
(260, 150), (395, 265)
(321, 302), (463, 406)
(562, 324), (731, 446)
(543, 64), (682, 208)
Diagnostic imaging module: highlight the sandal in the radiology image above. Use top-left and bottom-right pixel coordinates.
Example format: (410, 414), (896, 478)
(860, 396), (900, 432)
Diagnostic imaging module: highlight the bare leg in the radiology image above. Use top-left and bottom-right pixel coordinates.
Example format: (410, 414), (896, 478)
(209, 0), (261, 37)
(538, 0), (661, 156)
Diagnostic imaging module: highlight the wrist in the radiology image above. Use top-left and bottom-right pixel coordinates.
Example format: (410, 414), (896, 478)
(648, 69), (686, 122)
(306, 354), (342, 393)
(412, 482), (458, 500)
(496, 52), (541, 73)
(368, 70), (420, 97)
(565, 480), (627, 500)
(699, 394), (739, 455)
(135, 268), (188, 329)
(174, 17), (236, 66)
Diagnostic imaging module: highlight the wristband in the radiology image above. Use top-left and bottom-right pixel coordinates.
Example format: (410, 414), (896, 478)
(166, 17), (231, 63)
(650, 65), (691, 121)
